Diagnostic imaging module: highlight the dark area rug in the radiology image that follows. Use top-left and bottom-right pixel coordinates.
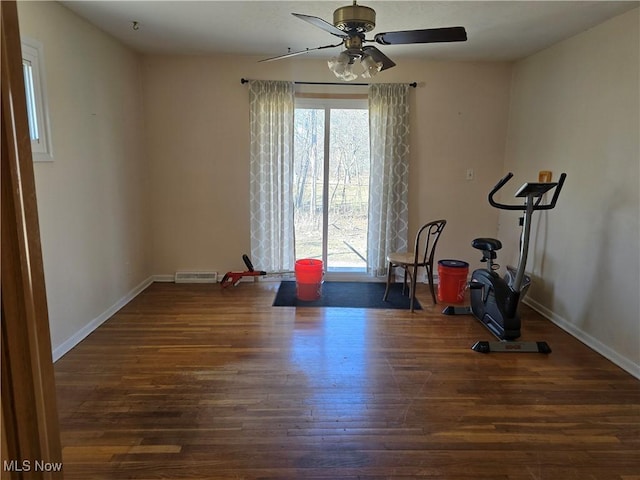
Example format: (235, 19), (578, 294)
(272, 281), (421, 310)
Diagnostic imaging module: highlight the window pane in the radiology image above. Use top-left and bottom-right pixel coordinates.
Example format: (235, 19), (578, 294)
(22, 61), (39, 141)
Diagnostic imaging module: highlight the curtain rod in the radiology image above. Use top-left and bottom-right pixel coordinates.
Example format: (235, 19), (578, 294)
(241, 78), (417, 88)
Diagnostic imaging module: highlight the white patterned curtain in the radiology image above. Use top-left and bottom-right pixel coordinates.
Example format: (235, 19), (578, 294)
(248, 80), (296, 272)
(367, 83), (410, 276)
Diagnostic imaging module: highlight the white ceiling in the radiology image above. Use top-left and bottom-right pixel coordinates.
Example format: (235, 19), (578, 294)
(60, 1), (638, 62)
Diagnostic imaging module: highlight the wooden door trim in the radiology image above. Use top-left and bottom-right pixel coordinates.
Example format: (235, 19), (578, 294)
(1, 1), (63, 478)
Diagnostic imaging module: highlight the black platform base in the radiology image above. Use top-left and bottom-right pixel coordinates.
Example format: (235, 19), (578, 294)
(471, 340), (552, 354)
(442, 305), (471, 315)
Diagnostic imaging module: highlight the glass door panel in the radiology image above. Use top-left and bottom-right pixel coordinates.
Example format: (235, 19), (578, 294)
(327, 109), (369, 272)
(294, 102), (369, 274)
(293, 108), (324, 262)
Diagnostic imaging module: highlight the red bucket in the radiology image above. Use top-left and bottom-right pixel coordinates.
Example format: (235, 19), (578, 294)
(437, 260), (469, 303)
(295, 259), (324, 301)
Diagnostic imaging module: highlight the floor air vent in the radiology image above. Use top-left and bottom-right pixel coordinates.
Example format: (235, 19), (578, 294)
(174, 271), (218, 283)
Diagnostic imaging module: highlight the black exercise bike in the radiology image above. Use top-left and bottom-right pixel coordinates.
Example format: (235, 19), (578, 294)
(444, 172), (566, 353)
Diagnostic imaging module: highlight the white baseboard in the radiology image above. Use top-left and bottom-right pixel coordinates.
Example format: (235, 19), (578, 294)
(52, 276), (154, 362)
(524, 297), (640, 380)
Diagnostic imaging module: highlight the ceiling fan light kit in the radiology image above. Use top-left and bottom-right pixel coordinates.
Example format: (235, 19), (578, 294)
(262, 1), (467, 82)
(327, 52), (358, 81)
(361, 54), (383, 78)
(327, 34), (383, 81)
(327, 51), (382, 81)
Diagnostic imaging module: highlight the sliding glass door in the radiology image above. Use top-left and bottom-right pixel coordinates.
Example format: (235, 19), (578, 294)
(293, 98), (370, 274)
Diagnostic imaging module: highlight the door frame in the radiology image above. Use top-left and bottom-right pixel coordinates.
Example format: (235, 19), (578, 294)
(1, 2), (63, 477)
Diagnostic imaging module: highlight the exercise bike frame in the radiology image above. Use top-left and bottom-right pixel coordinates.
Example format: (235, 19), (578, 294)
(488, 172), (566, 295)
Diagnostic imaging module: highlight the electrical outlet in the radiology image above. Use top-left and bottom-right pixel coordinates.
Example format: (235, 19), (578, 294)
(466, 168), (474, 180)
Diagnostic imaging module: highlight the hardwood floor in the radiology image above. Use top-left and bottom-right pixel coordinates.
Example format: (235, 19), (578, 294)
(54, 281), (639, 479)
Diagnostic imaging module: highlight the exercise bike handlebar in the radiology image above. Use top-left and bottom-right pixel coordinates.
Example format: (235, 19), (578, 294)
(488, 172), (567, 211)
(538, 173), (566, 210)
(488, 172), (515, 208)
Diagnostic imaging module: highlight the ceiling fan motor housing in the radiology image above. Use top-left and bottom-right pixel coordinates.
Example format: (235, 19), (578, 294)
(333, 3), (376, 33)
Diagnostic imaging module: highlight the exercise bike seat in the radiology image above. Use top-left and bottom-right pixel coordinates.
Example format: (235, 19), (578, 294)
(472, 238), (502, 252)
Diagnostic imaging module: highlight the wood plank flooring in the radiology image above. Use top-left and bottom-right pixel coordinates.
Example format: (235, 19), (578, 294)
(54, 281), (640, 479)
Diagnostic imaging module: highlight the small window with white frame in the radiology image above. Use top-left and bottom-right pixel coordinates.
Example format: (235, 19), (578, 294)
(21, 36), (53, 162)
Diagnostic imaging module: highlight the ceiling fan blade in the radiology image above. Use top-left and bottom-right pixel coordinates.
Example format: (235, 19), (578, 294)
(259, 42), (343, 63)
(292, 13), (348, 38)
(362, 46), (396, 71)
(374, 26), (467, 45)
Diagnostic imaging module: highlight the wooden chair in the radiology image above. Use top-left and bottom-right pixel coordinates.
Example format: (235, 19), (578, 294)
(383, 219), (447, 312)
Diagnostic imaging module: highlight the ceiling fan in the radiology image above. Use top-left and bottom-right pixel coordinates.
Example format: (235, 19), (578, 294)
(261, 1), (467, 81)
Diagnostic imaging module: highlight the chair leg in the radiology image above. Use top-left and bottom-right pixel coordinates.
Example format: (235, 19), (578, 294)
(402, 269), (408, 295)
(383, 262), (393, 301)
(409, 265), (418, 312)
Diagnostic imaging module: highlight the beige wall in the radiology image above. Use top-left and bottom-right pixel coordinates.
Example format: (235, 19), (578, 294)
(142, 55), (512, 275)
(502, 8), (639, 373)
(17, 1), (151, 356)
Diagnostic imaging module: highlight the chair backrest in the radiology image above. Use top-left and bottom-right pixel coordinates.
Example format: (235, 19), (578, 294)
(414, 219), (447, 266)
